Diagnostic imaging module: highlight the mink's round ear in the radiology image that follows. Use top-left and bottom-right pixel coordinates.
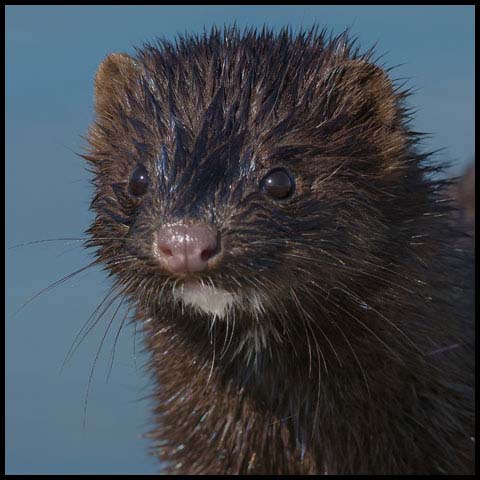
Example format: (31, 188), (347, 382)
(94, 53), (140, 117)
(319, 58), (408, 177)
(334, 59), (398, 128)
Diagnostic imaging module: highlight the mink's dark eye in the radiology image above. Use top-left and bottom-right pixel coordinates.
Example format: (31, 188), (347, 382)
(128, 164), (150, 197)
(261, 168), (294, 200)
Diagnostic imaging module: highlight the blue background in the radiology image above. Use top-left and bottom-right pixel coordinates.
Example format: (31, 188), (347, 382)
(5, 5), (475, 475)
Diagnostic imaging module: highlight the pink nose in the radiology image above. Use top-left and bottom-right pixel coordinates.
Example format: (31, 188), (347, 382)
(154, 224), (219, 274)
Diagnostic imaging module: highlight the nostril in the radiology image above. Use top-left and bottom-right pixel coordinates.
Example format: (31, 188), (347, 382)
(200, 247), (217, 262)
(159, 246), (173, 257)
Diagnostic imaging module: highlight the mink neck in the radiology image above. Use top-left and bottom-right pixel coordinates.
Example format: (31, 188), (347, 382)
(139, 288), (420, 403)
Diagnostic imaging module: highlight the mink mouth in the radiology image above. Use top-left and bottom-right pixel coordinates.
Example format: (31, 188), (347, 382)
(122, 230), (275, 318)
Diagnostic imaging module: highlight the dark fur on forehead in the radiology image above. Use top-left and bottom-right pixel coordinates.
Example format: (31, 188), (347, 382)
(89, 25), (411, 197)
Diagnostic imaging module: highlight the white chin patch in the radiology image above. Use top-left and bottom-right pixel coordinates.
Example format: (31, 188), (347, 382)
(171, 281), (264, 320)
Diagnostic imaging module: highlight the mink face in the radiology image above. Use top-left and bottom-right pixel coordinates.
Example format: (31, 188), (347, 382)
(85, 28), (474, 474)
(86, 30), (417, 333)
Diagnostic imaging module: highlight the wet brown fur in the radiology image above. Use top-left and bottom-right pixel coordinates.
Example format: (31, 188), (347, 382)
(84, 27), (474, 474)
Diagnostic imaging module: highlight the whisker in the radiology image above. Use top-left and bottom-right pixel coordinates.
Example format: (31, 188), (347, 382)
(312, 335), (322, 442)
(297, 286), (342, 366)
(205, 319), (217, 390)
(61, 284), (119, 372)
(290, 288), (313, 376)
(8, 236), (139, 250)
(8, 237), (89, 249)
(11, 260), (98, 318)
(83, 290), (125, 429)
(332, 296), (402, 362)
(289, 286), (327, 440)
(336, 281), (422, 354)
(63, 275), (137, 371)
(106, 299), (131, 382)
(331, 313), (372, 399)
(219, 302), (230, 359)
(284, 252), (416, 295)
(55, 245), (87, 258)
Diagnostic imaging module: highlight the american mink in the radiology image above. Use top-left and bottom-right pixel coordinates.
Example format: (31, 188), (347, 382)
(84, 27), (474, 474)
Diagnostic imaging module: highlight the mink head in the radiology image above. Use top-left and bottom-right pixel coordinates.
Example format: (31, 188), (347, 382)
(86, 27), (430, 334)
